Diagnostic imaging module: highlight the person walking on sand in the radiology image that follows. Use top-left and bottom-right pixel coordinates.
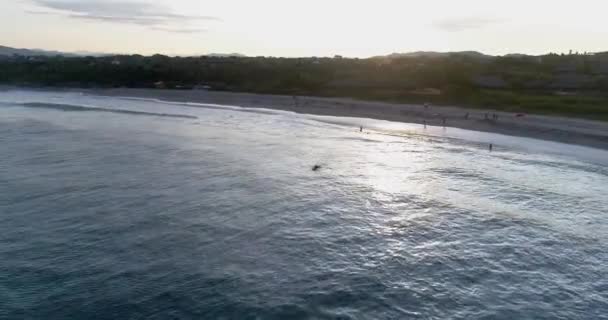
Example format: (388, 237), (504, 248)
(489, 143), (493, 152)
(360, 126), (363, 132)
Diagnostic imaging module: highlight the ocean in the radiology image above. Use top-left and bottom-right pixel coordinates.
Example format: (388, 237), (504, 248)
(1, 90), (607, 319)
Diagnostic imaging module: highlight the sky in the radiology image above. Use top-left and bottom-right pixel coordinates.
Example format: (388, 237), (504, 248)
(1, 0), (607, 57)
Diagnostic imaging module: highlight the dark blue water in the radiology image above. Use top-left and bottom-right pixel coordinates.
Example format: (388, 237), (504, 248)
(1, 90), (607, 319)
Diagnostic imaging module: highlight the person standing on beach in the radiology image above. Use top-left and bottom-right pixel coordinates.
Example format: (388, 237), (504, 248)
(360, 126), (363, 132)
(489, 143), (493, 151)
(423, 120), (427, 128)
(442, 118), (446, 127)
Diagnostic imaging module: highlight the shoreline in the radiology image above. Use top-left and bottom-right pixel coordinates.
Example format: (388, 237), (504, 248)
(5, 86), (608, 150)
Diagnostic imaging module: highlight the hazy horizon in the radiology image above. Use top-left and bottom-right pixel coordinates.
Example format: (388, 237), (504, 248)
(2, 0), (608, 57)
(2, 45), (606, 59)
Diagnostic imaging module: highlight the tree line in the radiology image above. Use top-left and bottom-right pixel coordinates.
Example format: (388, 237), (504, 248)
(1, 52), (608, 119)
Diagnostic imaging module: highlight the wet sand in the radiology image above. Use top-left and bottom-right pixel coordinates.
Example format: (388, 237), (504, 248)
(5, 86), (608, 150)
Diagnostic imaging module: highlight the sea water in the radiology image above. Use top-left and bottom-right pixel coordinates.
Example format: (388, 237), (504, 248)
(1, 90), (607, 319)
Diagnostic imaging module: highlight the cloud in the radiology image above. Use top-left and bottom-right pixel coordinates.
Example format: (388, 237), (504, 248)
(24, 9), (54, 15)
(151, 27), (207, 34)
(28, 0), (219, 28)
(66, 13), (164, 26)
(433, 17), (504, 32)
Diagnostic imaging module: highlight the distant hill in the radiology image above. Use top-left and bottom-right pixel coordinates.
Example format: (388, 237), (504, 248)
(0, 45), (77, 57)
(504, 53), (534, 58)
(378, 51), (495, 60)
(0, 46), (248, 58)
(0, 45), (113, 57)
(204, 53), (247, 58)
(72, 50), (114, 57)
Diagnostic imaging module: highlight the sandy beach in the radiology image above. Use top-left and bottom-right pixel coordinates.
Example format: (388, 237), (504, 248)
(3, 85), (608, 150)
(80, 88), (608, 150)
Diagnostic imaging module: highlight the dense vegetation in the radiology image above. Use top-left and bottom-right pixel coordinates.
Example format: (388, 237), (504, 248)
(2, 51), (608, 119)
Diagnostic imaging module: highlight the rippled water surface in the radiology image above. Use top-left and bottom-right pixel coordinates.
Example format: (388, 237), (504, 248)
(1, 90), (607, 319)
